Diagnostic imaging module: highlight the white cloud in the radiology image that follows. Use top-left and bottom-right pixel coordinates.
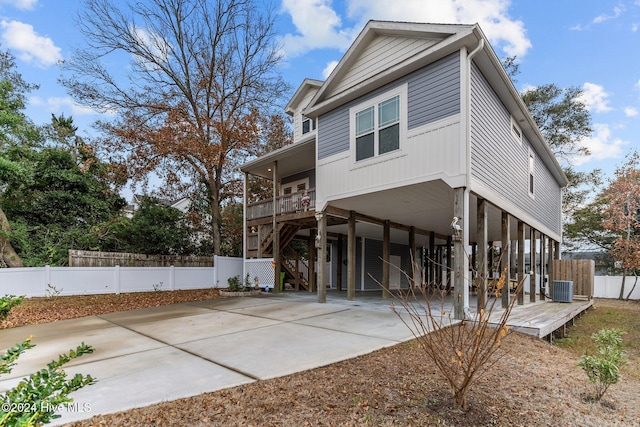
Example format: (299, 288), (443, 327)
(625, 107), (638, 117)
(279, 0), (354, 57)
(280, 0), (531, 58)
(0, 20), (62, 68)
(30, 96), (98, 117)
(322, 60), (339, 79)
(572, 123), (627, 166)
(0, 0), (38, 10)
(593, 5), (625, 24)
(579, 82), (612, 113)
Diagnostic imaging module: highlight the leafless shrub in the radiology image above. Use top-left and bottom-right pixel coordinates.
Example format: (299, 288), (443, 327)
(388, 260), (523, 410)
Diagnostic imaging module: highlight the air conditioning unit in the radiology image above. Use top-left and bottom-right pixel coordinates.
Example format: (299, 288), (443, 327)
(552, 280), (573, 303)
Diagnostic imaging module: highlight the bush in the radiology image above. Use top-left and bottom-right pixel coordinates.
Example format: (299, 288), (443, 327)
(0, 295), (24, 320)
(0, 338), (95, 426)
(578, 328), (628, 401)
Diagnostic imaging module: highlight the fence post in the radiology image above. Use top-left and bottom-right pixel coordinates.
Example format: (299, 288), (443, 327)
(213, 255), (219, 288)
(45, 265), (51, 296)
(169, 265), (175, 291)
(114, 265), (120, 294)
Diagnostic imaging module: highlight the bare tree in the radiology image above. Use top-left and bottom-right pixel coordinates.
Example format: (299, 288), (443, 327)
(62, 0), (289, 254)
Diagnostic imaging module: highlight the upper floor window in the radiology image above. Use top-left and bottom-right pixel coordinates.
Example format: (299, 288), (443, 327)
(511, 117), (522, 144)
(302, 116), (315, 134)
(528, 152), (535, 197)
(351, 84), (406, 163)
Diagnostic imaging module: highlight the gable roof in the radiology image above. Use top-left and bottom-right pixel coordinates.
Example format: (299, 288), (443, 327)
(302, 20), (567, 187)
(285, 78), (323, 116)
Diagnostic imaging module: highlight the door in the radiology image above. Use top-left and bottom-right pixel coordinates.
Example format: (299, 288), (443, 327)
(390, 255), (402, 290)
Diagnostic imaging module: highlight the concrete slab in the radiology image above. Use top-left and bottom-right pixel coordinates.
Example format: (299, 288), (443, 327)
(98, 302), (214, 326)
(51, 346), (255, 426)
(178, 321), (397, 380)
(0, 325), (164, 381)
(223, 300), (352, 322)
(119, 310), (282, 345)
(0, 316), (114, 349)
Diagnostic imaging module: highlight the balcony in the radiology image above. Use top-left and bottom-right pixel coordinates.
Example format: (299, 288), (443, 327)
(247, 189), (316, 221)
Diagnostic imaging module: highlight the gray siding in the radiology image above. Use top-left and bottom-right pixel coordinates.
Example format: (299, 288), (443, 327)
(469, 63), (562, 234)
(281, 169), (316, 189)
(331, 237), (363, 289)
(317, 53), (461, 160)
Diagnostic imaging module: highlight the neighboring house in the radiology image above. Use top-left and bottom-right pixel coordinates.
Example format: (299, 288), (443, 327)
(123, 194), (192, 218)
(241, 21), (567, 319)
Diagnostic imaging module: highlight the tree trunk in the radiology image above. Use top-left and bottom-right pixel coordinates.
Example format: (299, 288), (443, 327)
(0, 207), (24, 267)
(619, 268), (627, 300)
(625, 274), (638, 300)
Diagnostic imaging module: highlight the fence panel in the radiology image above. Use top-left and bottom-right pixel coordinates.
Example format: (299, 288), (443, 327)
(551, 259), (594, 299)
(0, 257), (243, 297)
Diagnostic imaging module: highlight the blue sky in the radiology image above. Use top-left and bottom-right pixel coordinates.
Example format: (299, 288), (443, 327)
(2, 0), (639, 187)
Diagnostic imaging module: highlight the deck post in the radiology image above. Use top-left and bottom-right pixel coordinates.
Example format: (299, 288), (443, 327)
(429, 232), (435, 288)
(308, 229), (316, 292)
(409, 226), (416, 288)
(501, 211), (511, 308)
(347, 211), (356, 300)
(517, 221), (525, 305)
(477, 198), (488, 310)
(540, 233), (548, 301)
(337, 234), (343, 292)
(315, 212), (327, 303)
(272, 161), (280, 293)
(530, 228), (537, 303)
(453, 187), (469, 320)
(382, 220), (391, 298)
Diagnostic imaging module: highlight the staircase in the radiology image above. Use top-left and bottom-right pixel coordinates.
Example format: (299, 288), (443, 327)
(282, 247), (309, 291)
(261, 223), (300, 256)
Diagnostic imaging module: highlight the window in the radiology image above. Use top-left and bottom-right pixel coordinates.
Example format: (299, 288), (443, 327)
(528, 152), (535, 197)
(511, 117), (522, 144)
(351, 85), (405, 163)
(302, 116), (315, 134)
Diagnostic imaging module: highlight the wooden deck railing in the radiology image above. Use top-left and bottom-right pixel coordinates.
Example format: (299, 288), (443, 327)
(247, 189), (316, 220)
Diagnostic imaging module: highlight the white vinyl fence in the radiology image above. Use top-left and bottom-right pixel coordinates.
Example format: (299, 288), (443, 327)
(0, 256), (243, 298)
(594, 276), (640, 300)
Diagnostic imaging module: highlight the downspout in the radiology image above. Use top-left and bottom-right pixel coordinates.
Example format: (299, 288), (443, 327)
(461, 37), (484, 317)
(242, 172), (248, 285)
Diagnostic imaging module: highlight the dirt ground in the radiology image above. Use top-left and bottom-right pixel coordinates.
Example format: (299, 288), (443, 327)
(2, 291), (639, 427)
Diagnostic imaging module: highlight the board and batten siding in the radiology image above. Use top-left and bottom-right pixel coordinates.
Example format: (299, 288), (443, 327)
(469, 63), (562, 235)
(326, 35), (441, 100)
(292, 89), (319, 142)
(317, 53), (461, 160)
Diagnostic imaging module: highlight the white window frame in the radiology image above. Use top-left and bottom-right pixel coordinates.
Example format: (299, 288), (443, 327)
(280, 178), (309, 196)
(511, 116), (522, 144)
(349, 84), (407, 166)
(301, 115), (315, 135)
(528, 150), (535, 198)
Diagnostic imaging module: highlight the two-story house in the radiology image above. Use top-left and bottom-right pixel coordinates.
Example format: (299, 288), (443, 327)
(241, 21), (567, 319)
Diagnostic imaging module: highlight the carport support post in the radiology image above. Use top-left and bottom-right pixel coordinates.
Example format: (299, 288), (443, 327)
(408, 226), (416, 289)
(453, 188), (469, 320)
(308, 229), (316, 292)
(517, 221), (525, 305)
(501, 211), (511, 308)
(530, 228), (537, 303)
(477, 198), (488, 310)
(382, 220), (391, 298)
(540, 235), (547, 300)
(272, 161), (280, 293)
(347, 211), (356, 300)
(316, 212), (327, 303)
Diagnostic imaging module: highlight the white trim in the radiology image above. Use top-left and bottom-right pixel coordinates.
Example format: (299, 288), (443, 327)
(511, 116), (523, 145)
(528, 149), (535, 199)
(348, 83), (408, 168)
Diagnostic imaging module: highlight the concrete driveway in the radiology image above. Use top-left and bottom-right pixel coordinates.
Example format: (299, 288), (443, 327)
(0, 292), (424, 425)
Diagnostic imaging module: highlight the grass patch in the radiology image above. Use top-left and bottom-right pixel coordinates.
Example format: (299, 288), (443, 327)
(555, 298), (640, 382)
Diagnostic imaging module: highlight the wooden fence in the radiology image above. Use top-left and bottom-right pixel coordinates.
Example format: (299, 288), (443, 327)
(68, 250), (213, 267)
(551, 259), (595, 299)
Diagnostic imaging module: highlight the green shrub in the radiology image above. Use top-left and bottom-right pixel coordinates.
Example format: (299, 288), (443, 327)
(578, 328), (628, 401)
(0, 295), (24, 320)
(0, 338), (95, 426)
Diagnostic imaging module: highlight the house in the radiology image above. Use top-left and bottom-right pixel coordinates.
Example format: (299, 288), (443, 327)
(240, 21), (567, 319)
